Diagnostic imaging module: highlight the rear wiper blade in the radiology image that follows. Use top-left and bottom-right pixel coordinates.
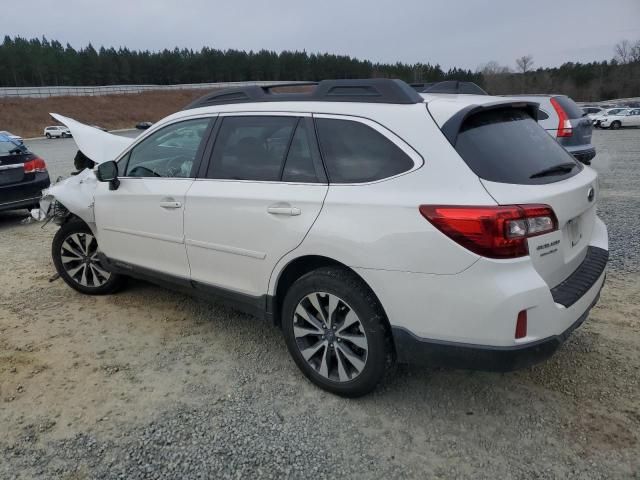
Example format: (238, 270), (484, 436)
(530, 162), (576, 179)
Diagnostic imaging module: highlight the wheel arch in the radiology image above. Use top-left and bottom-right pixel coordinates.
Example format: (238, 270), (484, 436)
(270, 255), (393, 343)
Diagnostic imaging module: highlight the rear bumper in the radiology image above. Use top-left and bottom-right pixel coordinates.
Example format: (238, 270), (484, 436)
(0, 173), (50, 211)
(392, 278), (603, 371)
(568, 147), (596, 164)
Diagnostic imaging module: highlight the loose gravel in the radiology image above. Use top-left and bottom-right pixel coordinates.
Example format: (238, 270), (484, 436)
(0, 129), (639, 479)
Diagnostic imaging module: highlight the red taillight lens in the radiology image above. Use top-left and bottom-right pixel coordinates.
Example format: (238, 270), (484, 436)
(419, 205), (558, 259)
(550, 97), (572, 137)
(515, 310), (527, 339)
(23, 158), (47, 174)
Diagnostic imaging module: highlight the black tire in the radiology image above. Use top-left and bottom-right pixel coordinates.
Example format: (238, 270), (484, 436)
(52, 220), (125, 295)
(610, 121), (621, 130)
(281, 266), (394, 397)
(45, 133), (51, 139)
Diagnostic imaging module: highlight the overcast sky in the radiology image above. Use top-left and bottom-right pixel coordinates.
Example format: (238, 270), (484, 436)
(3, 0), (640, 70)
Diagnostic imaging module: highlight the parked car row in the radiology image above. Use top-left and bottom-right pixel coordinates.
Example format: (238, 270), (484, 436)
(591, 108), (640, 129)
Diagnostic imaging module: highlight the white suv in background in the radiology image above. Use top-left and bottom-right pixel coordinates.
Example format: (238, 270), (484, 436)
(42, 80), (608, 397)
(44, 125), (72, 138)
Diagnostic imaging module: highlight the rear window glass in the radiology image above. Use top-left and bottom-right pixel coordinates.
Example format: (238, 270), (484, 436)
(0, 140), (25, 155)
(454, 109), (581, 185)
(553, 96), (584, 119)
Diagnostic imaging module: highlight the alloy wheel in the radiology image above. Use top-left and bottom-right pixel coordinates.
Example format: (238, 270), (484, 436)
(293, 292), (369, 382)
(60, 232), (111, 288)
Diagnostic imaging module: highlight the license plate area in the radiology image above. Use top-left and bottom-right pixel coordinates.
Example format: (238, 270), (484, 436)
(566, 216), (583, 249)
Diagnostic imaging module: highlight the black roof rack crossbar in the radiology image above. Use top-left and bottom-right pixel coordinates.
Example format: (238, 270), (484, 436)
(183, 79), (424, 110)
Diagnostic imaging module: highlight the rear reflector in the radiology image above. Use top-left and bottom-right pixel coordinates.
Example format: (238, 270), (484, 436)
(550, 97), (573, 137)
(23, 158), (47, 174)
(515, 310), (527, 339)
(419, 204), (558, 259)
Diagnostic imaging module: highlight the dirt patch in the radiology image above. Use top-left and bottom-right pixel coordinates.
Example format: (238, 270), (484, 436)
(0, 90), (208, 138)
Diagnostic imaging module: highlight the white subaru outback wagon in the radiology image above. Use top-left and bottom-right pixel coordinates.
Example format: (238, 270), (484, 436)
(43, 79), (608, 397)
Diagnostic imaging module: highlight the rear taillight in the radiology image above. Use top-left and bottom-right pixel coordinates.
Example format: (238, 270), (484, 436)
(23, 157), (47, 174)
(419, 205), (558, 259)
(550, 97), (573, 137)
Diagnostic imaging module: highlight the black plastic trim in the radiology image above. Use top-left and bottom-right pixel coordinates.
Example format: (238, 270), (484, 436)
(392, 288), (603, 371)
(570, 147), (596, 165)
(183, 79), (424, 109)
(550, 246), (608, 307)
(98, 255), (269, 320)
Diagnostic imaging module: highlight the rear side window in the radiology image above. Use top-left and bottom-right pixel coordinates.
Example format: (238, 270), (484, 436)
(282, 122), (318, 183)
(207, 116), (297, 181)
(315, 118), (413, 183)
(454, 109), (580, 185)
(537, 110), (549, 120)
(552, 96), (584, 119)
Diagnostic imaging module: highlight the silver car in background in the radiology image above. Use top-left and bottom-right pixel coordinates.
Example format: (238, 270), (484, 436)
(509, 94), (595, 164)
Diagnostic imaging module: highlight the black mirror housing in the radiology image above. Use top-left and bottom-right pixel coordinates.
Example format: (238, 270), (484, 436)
(96, 161), (120, 190)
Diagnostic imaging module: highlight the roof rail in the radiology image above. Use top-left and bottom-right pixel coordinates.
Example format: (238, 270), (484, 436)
(182, 79), (424, 110)
(412, 81), (488, 95)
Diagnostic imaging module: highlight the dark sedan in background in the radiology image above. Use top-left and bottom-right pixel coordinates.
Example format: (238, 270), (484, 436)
(0, 134), (50, 212)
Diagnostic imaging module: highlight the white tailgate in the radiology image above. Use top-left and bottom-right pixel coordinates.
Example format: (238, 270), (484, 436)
(481, 167), (599, 288)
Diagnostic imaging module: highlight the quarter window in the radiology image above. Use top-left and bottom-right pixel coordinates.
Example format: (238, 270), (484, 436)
(123, 118), (210, 178)
(315, 118), (413, 183)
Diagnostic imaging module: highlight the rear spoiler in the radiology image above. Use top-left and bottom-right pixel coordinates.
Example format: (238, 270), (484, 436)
(439, 101), (540, 146)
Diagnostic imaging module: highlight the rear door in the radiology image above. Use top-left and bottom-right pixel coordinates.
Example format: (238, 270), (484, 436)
(451, 106), (598, 288)
(184, 113), (328, 297)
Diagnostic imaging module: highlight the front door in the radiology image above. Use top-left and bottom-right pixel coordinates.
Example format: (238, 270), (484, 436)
(94, 117), (212, 279)
(184, 114), (328, 297)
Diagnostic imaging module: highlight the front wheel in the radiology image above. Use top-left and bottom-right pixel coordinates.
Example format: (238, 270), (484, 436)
(45, 133), (51, 139)
(52, 220), (125, 295)
(281, 267), (394, 397)
(610, 121), (621, 130)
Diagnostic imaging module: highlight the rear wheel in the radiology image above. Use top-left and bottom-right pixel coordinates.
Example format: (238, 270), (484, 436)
(45, 133), (51, 139)
(610, 121), (621, 130)
(52, 220), (125, 295)
(281, 267), (393, 397)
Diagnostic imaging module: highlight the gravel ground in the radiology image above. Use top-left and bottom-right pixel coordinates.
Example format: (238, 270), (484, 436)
(0, 129), (639, 479)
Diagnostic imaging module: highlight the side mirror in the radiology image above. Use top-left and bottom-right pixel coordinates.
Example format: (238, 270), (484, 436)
(96, 160), (120, 190)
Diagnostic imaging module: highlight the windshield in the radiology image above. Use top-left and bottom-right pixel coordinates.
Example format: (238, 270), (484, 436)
(454, 108), (581, 185)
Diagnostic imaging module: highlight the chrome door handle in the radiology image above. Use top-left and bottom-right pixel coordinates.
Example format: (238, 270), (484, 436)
(267, 204), (301, 216)
(160, 200), (182, 209)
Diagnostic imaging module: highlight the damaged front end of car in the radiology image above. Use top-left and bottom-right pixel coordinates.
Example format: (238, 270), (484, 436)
(31, 112), (135, 230)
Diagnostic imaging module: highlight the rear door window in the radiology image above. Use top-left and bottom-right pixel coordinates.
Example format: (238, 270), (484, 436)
(315, 118), (414, 183)
(454, 108), (581, 185)
(206, 116), (297, 181)
(552, 96), (584, 119)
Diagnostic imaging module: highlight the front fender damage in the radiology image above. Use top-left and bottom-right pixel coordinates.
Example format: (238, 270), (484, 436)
(32, 169), (98, 226)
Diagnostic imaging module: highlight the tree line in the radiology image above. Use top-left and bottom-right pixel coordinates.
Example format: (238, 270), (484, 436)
(1, 36), (639, 101)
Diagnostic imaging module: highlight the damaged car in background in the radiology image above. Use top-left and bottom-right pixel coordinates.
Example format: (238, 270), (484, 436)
(36, 80), (608, 397)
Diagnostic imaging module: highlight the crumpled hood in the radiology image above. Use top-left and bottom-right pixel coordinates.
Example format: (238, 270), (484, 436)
(50, 113), (134, 164)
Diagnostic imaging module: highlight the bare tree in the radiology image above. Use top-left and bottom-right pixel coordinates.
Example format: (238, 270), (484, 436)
(478, 61), (511, 75)
(615, 40), (631, 63)
(515, 55), (534, 74)
(630, 40), (640, 63)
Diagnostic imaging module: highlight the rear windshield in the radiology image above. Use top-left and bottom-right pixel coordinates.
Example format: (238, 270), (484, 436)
(553, 95), (584, 119)
(454, 108), (581, 185)
(0, 140), (25, 155)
